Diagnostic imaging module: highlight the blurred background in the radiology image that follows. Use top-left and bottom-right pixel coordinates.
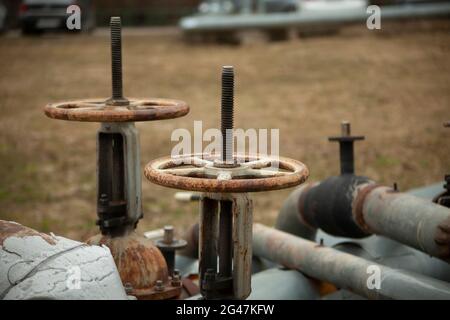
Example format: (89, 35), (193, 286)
(0, 0), (449, 241)
(0, 1), (199, 31)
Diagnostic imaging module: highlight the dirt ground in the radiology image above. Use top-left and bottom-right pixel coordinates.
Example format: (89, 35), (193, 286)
(0, 20), (449, 241)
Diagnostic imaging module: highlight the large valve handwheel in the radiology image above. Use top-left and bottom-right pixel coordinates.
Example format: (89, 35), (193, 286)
(144, 154), (309, 193)
(44, 98), (189, 122)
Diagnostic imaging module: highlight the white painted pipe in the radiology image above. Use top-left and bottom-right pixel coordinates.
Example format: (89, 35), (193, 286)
(0, 220), (128, 300)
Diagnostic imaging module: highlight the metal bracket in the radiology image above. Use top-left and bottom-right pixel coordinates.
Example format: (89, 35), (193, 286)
(199, 192), (253, 299)
(96, 122), (142, 236)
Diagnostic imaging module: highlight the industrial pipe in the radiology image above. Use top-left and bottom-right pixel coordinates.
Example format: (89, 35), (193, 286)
(296, 180), (450, 262)
(354, 184), (450, 262)
(275, 183), (317, 240)
(247, 268), (319, 300)
(300, 176), (374, 238)
(329, 236), (450, 283)
(253, 223), (450, 300)
(277, 182), (450, 283)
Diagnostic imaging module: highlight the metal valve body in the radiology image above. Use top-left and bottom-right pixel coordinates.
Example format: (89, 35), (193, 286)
(96, 122), (142, 236)
(144, 66), (309, 300)
(199, 193), (253, 299)
(44, 17), (189, 300)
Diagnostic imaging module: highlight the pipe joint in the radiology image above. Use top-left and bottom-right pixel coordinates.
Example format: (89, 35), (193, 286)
(301, 175), (374, 238)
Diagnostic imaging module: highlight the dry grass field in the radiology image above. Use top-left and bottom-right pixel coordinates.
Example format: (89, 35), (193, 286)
(0, 20), (449, 241)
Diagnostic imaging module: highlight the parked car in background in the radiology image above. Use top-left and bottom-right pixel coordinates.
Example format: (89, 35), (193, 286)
(19, 0), (96, 35)
(264, 0), (298, 12)
(0, 0), (6, 33)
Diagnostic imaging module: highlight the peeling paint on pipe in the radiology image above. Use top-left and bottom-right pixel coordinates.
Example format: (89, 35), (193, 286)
(354, 184), (450, 262)
(0, 220), (128, 300)
(295, 179), (450, 262)
(253, 223), (450, 300)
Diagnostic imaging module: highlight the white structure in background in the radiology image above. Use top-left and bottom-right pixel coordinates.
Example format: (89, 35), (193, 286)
(196, 0), (368, 15)
(300, 0), (368, 12)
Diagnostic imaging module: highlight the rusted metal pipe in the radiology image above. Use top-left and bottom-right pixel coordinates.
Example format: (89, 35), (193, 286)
(296, 179), (450, 262)
(354, 184), (450, 262)
(253, 223), (450, 300)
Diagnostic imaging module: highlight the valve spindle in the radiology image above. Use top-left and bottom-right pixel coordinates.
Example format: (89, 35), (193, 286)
(329, 121), (365, 175)
(221, 66), (234, 164)
(109, 17), (128, 105)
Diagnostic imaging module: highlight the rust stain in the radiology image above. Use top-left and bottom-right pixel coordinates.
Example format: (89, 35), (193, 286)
(87, 232), (179, 300)
(352, 183), (380, 234)
(311, 278), (338, 296)
(131, 284), (182, 300)
(0, 220), (56, 246)
(182, 276), (201, 297)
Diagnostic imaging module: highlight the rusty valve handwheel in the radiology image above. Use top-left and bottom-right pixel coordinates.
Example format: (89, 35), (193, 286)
(144, 154), (309, 193)
(44, 98), (189, 122)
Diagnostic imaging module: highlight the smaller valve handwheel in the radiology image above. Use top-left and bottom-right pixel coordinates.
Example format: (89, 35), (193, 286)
(144, 154), (309, 193)
(44, 98), (189, 122)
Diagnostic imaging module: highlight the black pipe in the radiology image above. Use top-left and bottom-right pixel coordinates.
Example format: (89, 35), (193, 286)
(301, 175), (373, 238)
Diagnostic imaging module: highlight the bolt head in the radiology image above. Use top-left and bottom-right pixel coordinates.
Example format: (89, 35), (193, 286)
(155, 280), (164, 292)
(341, 121), (351, 137)
(163, 225), (174, 244)
(123, 282), (133, 294)
(171, 273), (182, 287)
